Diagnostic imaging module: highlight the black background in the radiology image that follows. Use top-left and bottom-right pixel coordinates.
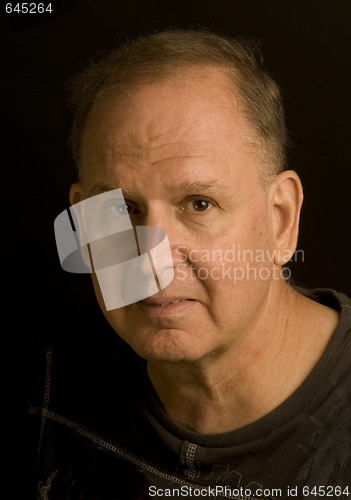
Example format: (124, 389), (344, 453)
(1, 0), (350, 489)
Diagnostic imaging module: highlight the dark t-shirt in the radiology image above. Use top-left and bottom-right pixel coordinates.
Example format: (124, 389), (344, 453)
(30, 289), (351, 499)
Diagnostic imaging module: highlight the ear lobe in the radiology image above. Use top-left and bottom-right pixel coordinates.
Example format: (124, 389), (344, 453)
(69, 182), (84, 205)
(270, 170), (303, 266)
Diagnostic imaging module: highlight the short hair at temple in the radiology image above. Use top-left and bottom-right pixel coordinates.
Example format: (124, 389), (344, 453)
(68, 29), (288, 185)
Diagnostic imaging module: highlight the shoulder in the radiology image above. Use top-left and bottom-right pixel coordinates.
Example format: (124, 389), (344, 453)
(297, 287), (351, 312)
(296, 287), (351, 332)
(310, 288), (351, 339)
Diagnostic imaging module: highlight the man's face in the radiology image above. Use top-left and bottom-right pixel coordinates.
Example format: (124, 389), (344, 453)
(78, 67), (278, 363)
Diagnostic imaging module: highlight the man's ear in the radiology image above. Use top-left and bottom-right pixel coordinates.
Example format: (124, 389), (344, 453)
(269, 170), (304, 266)
(68, 182), (91, 269)
(69, 182), (84, 205)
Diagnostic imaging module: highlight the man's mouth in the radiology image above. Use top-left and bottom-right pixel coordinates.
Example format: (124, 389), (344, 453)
(137, 297), (195, 315)
(156, 299), (188, 307)
(140, 296), (192, 305)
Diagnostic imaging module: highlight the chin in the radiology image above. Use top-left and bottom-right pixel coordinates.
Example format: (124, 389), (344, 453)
(139, 343), (205, 363)
(134, 333), (207, 363)
(109, 318), (208, 363)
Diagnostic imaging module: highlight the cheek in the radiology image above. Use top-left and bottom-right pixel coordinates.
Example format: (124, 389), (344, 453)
(91, 272), (136, 324)
(186, 214), (273, 296)
(91, 273), (127, 322)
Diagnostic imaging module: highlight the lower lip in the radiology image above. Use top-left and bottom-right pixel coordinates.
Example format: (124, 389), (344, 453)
(137, 299), (196, 316)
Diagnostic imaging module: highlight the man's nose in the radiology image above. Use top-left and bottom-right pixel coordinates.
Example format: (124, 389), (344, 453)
(138, 206), (184, 265)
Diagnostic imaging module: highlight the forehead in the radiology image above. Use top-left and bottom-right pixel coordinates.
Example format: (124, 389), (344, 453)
(80, 67), (259, 190)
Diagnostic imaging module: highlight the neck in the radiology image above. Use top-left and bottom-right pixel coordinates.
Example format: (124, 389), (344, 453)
(147, 282), (339, 434)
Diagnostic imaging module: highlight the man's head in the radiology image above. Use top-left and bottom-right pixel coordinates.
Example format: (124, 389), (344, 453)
(69, 29), (287, 186)
(68, 30), (303, 364)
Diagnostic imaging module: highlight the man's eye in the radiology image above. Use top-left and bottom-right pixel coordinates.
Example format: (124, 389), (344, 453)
(104, 201), (131, 216)
(185, 199), (213, 212)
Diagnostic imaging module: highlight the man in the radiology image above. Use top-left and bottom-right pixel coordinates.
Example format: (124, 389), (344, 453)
(31, 30), (351, 499)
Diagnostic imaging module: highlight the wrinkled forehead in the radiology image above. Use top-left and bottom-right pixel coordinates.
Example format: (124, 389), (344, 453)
(79, 70), (261, 193)
(82, 69), (246, 156)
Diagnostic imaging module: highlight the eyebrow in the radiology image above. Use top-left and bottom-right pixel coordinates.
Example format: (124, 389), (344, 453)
(174, 180), (219, 192)
(88, 179), (226, 196)
(87, 183), (122, 197)
(173, 180), (233, 202)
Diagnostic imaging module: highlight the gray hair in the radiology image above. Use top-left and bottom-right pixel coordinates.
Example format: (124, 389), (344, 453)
(68, 29), (288, 184)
